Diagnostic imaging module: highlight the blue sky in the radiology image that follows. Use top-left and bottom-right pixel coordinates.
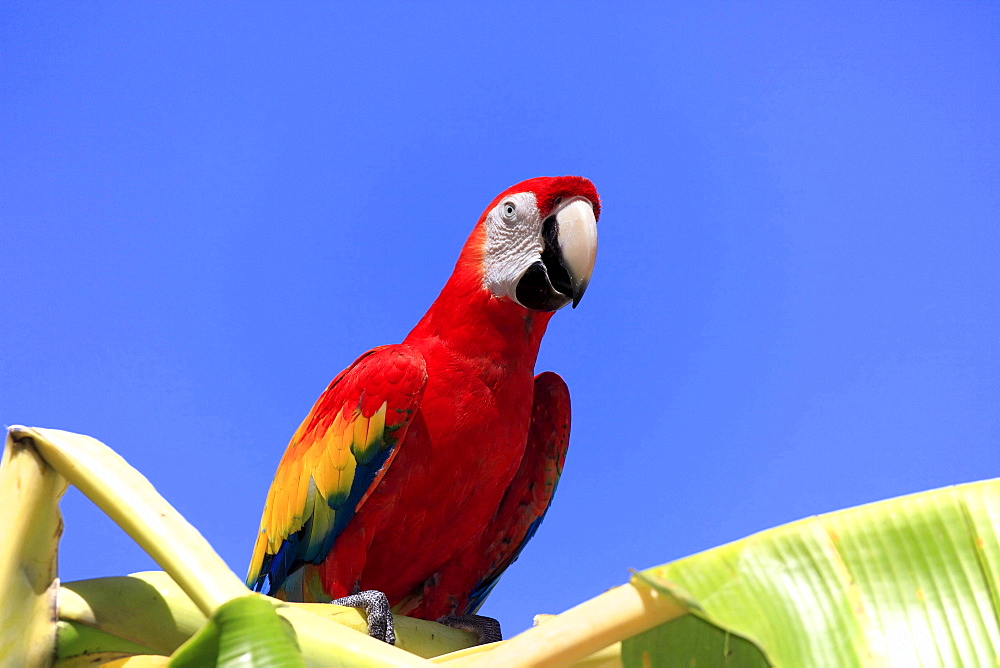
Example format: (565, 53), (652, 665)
(3, 3), (998, 636)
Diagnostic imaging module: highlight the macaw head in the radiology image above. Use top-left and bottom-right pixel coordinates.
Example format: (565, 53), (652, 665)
(479, 176), (600, 312)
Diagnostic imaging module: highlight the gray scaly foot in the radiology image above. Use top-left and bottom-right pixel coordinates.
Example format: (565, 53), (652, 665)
(331, 590), (396, 645)
(439, 614), (502, 645)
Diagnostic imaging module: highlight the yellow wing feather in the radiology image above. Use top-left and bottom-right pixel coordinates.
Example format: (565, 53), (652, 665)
(246, 345), (427, 594)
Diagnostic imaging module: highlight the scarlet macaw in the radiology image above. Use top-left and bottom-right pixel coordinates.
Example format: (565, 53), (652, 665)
(246, 176), (599, 643)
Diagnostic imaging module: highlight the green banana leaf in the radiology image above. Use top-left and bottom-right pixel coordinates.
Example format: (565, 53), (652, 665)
(169, 596), (304, 667)
(7, 425), (999, 667)
(622, 478), (1000, 667)
(0, 428), (67, 665)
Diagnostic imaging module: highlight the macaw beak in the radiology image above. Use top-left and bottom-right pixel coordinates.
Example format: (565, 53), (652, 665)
(515, 197), (599, 311)
(553, 198), (599, 308)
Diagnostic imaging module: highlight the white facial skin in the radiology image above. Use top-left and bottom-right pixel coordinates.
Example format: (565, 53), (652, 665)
(483, 191), (599, 309)
(482, 191), (544, 303)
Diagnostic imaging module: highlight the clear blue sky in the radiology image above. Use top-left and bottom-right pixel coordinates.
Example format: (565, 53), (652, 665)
(3, 3), (998, 636)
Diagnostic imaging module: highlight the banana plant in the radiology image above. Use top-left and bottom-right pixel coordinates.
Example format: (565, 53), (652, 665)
(2, 425), (998, 666)
(0, 427), (448, 666)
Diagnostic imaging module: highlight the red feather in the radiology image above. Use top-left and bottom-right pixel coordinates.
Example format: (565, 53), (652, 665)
(247, 176), (598, 620)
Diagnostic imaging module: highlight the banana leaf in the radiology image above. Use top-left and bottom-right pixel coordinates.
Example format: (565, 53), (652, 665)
(7, 425), (999, 667)
(623, 478), (1000, 666)
(0, 429), (68, 665)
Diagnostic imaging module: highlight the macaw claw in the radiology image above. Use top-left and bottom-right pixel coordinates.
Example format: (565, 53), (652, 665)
(439, 614), (503, 645)
(331, 590), (396, 644)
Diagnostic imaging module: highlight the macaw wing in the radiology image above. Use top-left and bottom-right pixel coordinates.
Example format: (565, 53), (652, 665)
(246, 344), (427, 596)
(463, 371), (571, 614)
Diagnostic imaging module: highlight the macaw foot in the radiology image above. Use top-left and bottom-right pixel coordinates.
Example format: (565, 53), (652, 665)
(330, 590), (396, 645)
(439, 614), (503, 645)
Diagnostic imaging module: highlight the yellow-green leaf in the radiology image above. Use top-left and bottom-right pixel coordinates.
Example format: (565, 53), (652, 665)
(169, 596), (303, 668)
(624, 478), (1000, 666)
(0, 428), (68, 665)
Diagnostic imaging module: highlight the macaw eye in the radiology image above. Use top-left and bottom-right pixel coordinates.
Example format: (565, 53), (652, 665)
(502, 202), (516, 221)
